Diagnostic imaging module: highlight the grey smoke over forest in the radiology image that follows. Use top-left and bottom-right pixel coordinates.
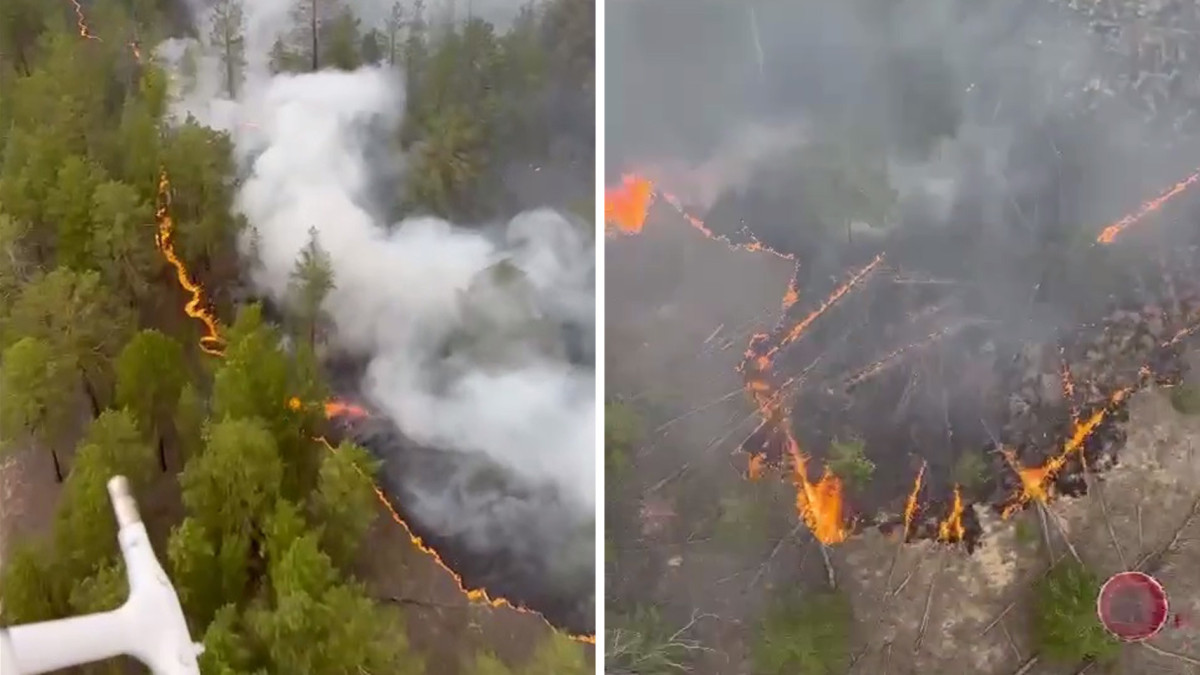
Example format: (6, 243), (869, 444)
(608, 0), (1200, 322)
(156, 0), (595, 629)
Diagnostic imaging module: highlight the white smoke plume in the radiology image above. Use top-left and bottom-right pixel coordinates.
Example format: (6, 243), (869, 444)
(156, 0), (595, 609)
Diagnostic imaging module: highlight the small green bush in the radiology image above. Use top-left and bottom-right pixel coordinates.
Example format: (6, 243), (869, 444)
(1170, 384), (1200, 415)
(952, 450), (987, 491)
(1032, 560), (1119, 664)
(753, 591), (852, 675)
(606, 400), (641, 478)
(827, 437), (874, 489)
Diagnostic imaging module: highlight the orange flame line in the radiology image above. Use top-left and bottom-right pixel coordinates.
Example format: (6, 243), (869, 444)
(1096, 169), (1200, 244)
(902, 462), (926, 541)
(315, 436), (595, 643)
(68, 0), (101, 40)
(1001, 385), (1133, 517)
(763, 254), (884, 363)
(155, 168), (226, 356)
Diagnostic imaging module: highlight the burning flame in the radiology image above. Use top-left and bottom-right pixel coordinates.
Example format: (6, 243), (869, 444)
(760, 254), (884, 364)
(315, 436), (595, 644)
(603, 173), (795, 260)
(1096, 169), (1200, 244)
(69, 0), (100, 40)
(155, 168), (226, 356)
(604, 174), (654, 235)
(938, 485), (966, 543)
(1001, 386), (1132, 517)
(902, 462), (926, 541)
(324, 400), (369, 419)
(604, 172), (887, 546)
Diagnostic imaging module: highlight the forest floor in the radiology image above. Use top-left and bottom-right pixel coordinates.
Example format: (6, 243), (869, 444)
(606, 213), (1200, 674)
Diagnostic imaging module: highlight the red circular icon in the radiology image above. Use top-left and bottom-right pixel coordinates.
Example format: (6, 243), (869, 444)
(1097, 571), (1169, 642)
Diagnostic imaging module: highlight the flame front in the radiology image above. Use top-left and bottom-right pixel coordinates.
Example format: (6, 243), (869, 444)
(155, 168), (226, 356)
(1001, 386), (1132, 517)
(604, 174), (654, 235)
(1096, 169), (1200, 244)
(938, 485), (965, 543)
(902, 462), (926, 541)
(605, 172), (885, 546)
(324, 400), (369, 419)
(69, 0), (100, 40)
(315, 436), (595, 644)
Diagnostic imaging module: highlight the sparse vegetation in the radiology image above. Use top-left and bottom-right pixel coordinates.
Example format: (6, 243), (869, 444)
(753, 591), (853, 675)
(1169, 383), (1200, 415)
(952, 450), (988, 491)
(471, 633), (591, 674)
(1031, 560), (1119, 665)
(606, 400), (641, 479)
(607, 606), (706, 674)
(827, 437), (875, 489)
(714, 480), (786, 548)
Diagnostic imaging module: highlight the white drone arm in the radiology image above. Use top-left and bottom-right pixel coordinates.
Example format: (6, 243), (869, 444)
(0, 476), (203, 675)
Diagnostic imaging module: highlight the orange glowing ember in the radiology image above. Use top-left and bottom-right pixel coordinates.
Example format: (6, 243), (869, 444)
(1096, 169), (1200, 244)
(155, 168), (226, 356)
(747, 453), (766, 480)
(781, 275), (801, 311)
(604, 174), (654, 234)
(938, 485), (966, 543)
(902, 462), (926, 541)
(315, 436), (595, 644)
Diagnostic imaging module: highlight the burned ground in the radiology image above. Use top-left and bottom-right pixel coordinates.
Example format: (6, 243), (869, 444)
(606, 194), (1200, 673)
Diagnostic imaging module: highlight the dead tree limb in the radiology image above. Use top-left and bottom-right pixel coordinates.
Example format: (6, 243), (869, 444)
(1136, 495), (1200, 572)
(1081, 455), (1126, 569)
(819, 542), (837, 590)
(1142, 641), (1200, 667)
(748, 522), (805, 589)
(1011, 655), (1038, 675)
(913, 553), (946, 654)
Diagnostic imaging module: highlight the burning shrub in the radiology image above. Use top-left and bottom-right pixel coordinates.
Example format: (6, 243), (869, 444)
(1032, 560), (1119, 665)
(753, 591), (852, 675)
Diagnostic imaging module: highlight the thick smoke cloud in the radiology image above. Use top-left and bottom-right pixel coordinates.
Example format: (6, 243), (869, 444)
(159, 0), (594, 627)
(608, 0), (1200, 234)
